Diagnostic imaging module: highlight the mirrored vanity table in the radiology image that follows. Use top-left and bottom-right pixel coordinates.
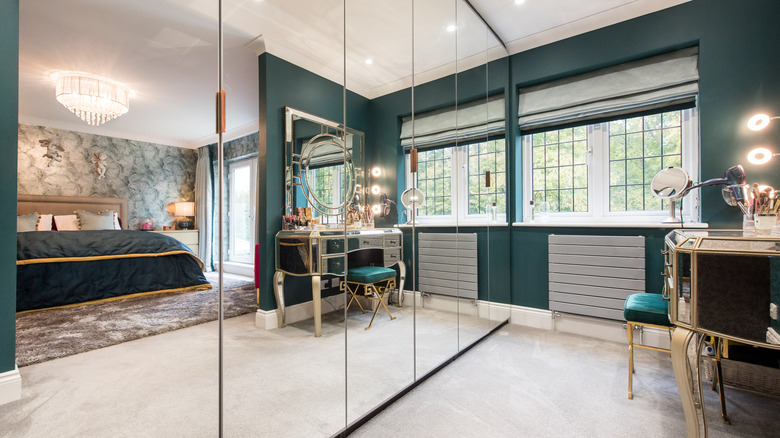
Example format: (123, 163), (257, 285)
(665, 229), (780, 437)
(273, 227), (405, 337)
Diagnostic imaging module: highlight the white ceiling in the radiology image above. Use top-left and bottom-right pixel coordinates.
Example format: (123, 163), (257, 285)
(18, 0), (689, 149)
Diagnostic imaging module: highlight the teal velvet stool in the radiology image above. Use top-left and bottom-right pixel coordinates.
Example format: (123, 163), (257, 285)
(341, 249), (397, 331)
(624, 293), (673, 400)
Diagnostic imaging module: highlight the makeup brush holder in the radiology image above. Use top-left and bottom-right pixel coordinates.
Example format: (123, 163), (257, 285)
(755, 213), (778, 235)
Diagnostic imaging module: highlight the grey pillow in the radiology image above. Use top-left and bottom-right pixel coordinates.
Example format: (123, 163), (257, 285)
(76, 209), (116, 230)
(17, 212), (39, 232)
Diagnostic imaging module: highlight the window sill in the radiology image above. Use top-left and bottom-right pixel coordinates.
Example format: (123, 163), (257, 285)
(396, 222), (510, 228)
(511, 221), (709, 228)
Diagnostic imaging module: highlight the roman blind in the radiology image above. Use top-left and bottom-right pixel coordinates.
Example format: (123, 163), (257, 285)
(401, 94), (505, 151)
(517, 46), (699, 131)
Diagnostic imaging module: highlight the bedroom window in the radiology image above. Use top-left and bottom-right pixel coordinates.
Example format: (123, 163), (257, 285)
(405, 137), (507, 224)
(521, 108), (698, 222)
(228, 157), (256, 264)
(400, 94), (507, 224)
(517, 47), (700, 223)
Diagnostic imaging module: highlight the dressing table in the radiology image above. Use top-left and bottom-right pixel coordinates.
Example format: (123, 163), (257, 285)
(665, 229), (780, 436)
(273, 227), (405, 337)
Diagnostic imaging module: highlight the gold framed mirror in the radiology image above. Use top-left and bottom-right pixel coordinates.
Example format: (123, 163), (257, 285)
(284, 106), (364, 222)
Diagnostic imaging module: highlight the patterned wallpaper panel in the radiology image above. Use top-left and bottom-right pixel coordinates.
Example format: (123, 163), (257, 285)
(18, 124), (197, 230)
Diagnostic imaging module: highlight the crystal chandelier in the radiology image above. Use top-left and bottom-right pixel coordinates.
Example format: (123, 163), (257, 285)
(54, 72), (131, 126)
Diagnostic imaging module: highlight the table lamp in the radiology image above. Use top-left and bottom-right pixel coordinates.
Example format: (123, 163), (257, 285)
(174, 201), (195, 230)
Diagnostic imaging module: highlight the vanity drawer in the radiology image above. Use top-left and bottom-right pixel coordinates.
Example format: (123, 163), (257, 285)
(323, 237), (345, 254)
(384, 236), (401, 248)
(384, 249), (401, 267)
(324, 255), (345, 275)
(358, 236), (383, 248)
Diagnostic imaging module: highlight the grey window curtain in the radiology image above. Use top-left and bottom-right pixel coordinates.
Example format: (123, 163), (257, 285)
(400, 94), (505, 151)
(517, 46), (699, 131)
(195, 146), (213, 271)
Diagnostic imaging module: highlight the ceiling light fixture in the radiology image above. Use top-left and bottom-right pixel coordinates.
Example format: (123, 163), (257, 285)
(747, 113), (779, 131)
(446, 24), (457, 32)
(515, 0), (526, 4)
(365, 58), (373, 65)
(53, 71), (131, 126)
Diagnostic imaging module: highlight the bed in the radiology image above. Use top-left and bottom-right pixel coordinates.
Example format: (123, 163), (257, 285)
(16, 194), (210, 312)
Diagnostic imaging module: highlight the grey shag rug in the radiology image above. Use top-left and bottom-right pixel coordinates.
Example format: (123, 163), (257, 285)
(15, 272), (256, 366)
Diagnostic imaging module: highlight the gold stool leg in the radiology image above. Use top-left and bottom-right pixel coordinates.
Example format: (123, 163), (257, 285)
(628, 322), (634, 400)
(364, 279), (397, 331)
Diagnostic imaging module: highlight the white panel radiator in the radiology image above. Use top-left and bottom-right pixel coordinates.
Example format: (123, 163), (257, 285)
(418, 233), (478, 300)
(548, 234), (645, 321)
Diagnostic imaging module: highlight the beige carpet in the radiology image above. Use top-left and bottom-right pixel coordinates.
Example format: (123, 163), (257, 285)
(14, 272), (255, 366)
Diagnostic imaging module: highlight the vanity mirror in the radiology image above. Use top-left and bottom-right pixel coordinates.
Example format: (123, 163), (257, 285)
(284, 106), (364, 223)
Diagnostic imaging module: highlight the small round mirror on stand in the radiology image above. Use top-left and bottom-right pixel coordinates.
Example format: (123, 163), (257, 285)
(401, 187), (425, 225)
(650, 167), (691, 200)
(651, 167), (691, 223)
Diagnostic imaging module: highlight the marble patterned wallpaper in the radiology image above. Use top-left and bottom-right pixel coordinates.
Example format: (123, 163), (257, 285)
(18, 124), (197, 230)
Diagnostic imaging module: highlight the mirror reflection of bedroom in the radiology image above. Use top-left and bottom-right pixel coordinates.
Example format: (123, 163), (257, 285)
(4, 0), (780, 437)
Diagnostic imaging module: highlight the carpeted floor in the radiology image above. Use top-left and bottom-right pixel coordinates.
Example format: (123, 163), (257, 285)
(14, 272), (255, 366)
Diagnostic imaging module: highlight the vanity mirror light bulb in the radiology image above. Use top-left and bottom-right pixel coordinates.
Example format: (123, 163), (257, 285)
(371, 204), (381, 214)
(370, 184), (381, 195)
(371, 167), (382, 177)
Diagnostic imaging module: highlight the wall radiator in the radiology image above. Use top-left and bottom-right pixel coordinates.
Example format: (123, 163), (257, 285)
(418, 232), (478, 300)
(548, 234), (645, 321)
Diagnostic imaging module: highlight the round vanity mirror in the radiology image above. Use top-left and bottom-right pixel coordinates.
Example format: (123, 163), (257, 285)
(300, 133), (356, 214)
(651, 167), (691, 199)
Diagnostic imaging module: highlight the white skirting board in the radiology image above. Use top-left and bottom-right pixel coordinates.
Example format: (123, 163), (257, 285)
(254, 293), (668, 350)
(510, 305), (670, 350)
(0, 365), (22, 406)
(256, 294), (346, 330)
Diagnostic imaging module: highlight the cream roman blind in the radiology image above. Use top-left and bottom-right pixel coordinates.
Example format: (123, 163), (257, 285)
(401, 94), (505, 150)
(517, 46), (699, 131)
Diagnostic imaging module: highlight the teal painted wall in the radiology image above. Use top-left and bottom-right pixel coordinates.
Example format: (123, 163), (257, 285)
(0, 1), (18, 372)
(257, 53), (370, 310)
(507, 0), (780, 310)
(365, 0), (780, 313)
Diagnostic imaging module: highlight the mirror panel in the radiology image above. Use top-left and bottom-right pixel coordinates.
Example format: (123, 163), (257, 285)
(344, 0), (415, 426)
(457, 0), (491, 350)
(412, 0), (460, 380)
(225, 1), (348, 436)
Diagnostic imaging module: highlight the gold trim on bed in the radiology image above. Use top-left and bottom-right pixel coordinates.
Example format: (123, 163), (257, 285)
(17, 250), (206, 270)
(15, 282), (213, 314)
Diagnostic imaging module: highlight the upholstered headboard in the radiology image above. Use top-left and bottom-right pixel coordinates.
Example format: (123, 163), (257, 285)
(17, 194), (129, 230)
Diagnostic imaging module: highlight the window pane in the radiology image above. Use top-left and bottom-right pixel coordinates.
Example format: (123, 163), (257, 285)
(573, 141), (587, 165)
(559, 189), (573, 212)
(663, 127), (681, 155)
(417, 148), (452, 216)
(626, 159), (643, 185)
(609, 161), (625, 186)
(573, 165), (588, 188)
(559, 166), (573, 188)
(574, 188), (588, 211)
(626, 133), (643, 158)
(610, 135), (625, 160)
(609, 120), (625, 136)
(626, 116), (643, 133)
(611, 186), (626, 211)
(466, 138), (507, 214)
(559, 143), (573, 166)
(529, 127), (588, 213)
(626, 185), (644, 211)
(608, 110), (683, 212)
(644, 130), (661, 157)
(545, 145), (559, 167)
